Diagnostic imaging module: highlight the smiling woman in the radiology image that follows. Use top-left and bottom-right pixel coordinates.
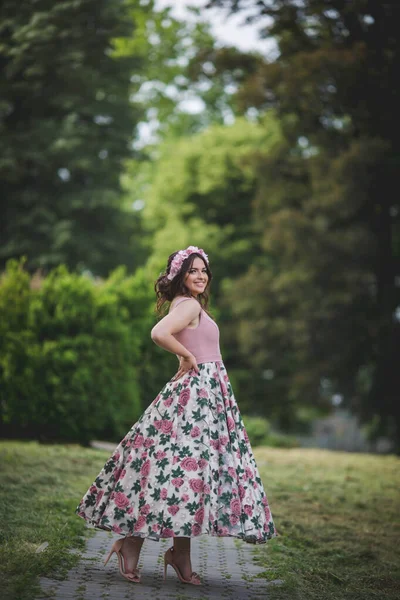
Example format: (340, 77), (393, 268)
(75, 245), (278, 586)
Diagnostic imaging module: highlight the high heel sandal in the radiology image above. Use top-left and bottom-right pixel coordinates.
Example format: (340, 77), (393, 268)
(103, 538), (141, 583)
(163, 547), (201, 585)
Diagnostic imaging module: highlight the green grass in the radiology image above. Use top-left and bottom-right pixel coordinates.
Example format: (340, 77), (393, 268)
(253, 447), (400, 599)
(0, 441), (399, 600)
(0, 441), (106, 600)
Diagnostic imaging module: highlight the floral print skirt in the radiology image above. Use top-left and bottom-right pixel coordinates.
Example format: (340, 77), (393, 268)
(75, 361), (278, 544)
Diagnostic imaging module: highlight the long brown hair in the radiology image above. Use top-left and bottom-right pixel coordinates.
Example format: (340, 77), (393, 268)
(154, 251), (213, 317)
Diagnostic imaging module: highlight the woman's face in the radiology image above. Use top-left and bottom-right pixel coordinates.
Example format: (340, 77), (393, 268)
(184, 257), (209, 297)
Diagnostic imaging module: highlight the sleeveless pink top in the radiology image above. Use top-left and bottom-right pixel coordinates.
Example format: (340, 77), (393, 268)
(171, 297), (222, 364)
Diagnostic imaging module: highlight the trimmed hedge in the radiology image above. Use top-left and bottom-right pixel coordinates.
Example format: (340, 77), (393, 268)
(0, 260), (156, 444)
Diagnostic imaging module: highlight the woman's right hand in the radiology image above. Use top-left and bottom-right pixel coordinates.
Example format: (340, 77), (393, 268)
(173, 353), (199, 380)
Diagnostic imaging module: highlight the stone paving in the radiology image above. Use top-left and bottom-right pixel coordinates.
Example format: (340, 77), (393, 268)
(38, 528), (283, 600)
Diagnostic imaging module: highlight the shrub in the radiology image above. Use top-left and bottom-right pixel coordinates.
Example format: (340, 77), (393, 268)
(242, 415), (272, 447)
(242, 414), (300, 448)
(0, 260), (154, 444)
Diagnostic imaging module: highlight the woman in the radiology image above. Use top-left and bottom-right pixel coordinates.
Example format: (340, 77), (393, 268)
(75, 246), (278, 586)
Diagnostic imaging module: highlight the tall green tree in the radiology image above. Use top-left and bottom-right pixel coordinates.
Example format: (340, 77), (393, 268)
(208, 0), (400, 448)
(0, 0), (147, 274)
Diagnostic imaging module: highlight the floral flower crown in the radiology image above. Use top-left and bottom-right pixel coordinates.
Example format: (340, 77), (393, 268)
(166, 246), (209, 281)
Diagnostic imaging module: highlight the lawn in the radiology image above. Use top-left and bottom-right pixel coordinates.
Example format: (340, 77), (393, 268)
(0, 441), (399, 600)
(254, 447), (400, 599)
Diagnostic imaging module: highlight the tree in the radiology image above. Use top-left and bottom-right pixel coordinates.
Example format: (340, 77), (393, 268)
(0, 0), (147, 274)
(208, 0), (400, 449)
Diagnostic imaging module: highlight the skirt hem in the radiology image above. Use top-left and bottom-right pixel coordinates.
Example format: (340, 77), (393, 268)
(77, 513), (277, 545)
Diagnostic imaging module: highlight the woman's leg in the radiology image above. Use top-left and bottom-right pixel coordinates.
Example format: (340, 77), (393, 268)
(121, 536), (144, 573)
(172, 537), (194, 581)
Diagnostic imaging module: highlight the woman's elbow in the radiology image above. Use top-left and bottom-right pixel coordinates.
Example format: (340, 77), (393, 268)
(151, 327), (166, 343)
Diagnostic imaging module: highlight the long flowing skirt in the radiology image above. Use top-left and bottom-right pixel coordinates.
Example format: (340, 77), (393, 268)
(75, 361), (278, 544)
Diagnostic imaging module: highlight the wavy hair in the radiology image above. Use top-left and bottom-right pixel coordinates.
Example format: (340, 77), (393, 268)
(154, 251), (213, 317)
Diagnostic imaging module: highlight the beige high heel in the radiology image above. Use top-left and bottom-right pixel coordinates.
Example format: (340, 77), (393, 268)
(103, 538), (141, 583)
(163, 547), (201, 585)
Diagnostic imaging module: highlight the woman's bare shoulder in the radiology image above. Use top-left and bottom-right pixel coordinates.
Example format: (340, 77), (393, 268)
(169, 295), (199, 313)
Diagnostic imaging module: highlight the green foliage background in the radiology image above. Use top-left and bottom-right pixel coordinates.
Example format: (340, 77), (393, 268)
(1, 0), (399, 451)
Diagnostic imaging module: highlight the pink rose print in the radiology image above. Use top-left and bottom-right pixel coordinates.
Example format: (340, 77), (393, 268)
(198, 458), (208, 469)
(141, 504), (151, 515)
(264, 505), (271, 521)
(161, 528), (174, 537)
(133, 435), (144, 448)
(227, 416), (235, 432)
(244, 429), (250, 443)
(236, 449), (241, 459)
(140, 477), (148, 487)
(194, 507), (205, 524)
(160, 420), (173, 434)
(141, 460), (150, 477)
(217, 403), (223, 414)
(220, 435), (229, 446)
(113, 468), (122, 481)
(210, 439), (220, 451)
(152, 524), (160, 532)
(262, 496), (268, 505)
(220, 381), (227, 396)
(228, 467), (236, 478)
(218, 526), (229, 535)
(95, 490), (104, 505)
(177, 404), (184, 416)
(126, 453), (133, 463)
(139, 491), (145, 499)
(144, 438), (155, 448)
(112, 451), (120, 462)
(179, 388), (191, 406)
(190, 426), (201, 438)
(160, 488), (168, 500)
(163, 397), (173, 406)
(173, 456), (180, 464)
(181, 494), (189, 502)
(89, 485), (97, 493)
(230, 498), (241, 515)
(134, 515), (146, 531)
(180, 457), (198, 471)
(229, 514), (239, 525)
(112, 524), (123, 534)
(198, 388), (208, 398)
(189, 478), (204, 493)
(171, 478), (184, 487)
(114, 492), (130, 509)
(141, 451), (148, 459)
(192, 523), (202, 536)
(238, 485), (246, 499)
(203, 483), (210, 494)
(245, 466), (253, 479)
(244, 504), (253, 516)
(155, 450), (167, 460)
(168, 505), (180, 516)
(119, 469), (126, 480)
(127, 506), (134, 514)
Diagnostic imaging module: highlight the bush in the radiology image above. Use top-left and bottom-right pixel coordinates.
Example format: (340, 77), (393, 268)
(0, 260), (155, 444)
(242, 414), (300, 448)
(242, 415), (272, 447)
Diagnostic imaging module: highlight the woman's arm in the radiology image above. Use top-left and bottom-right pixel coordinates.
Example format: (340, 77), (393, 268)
(151, 298), (200, 359)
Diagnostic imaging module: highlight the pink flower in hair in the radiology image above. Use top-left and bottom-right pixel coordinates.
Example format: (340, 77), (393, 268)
(167, 246), (209, 281)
